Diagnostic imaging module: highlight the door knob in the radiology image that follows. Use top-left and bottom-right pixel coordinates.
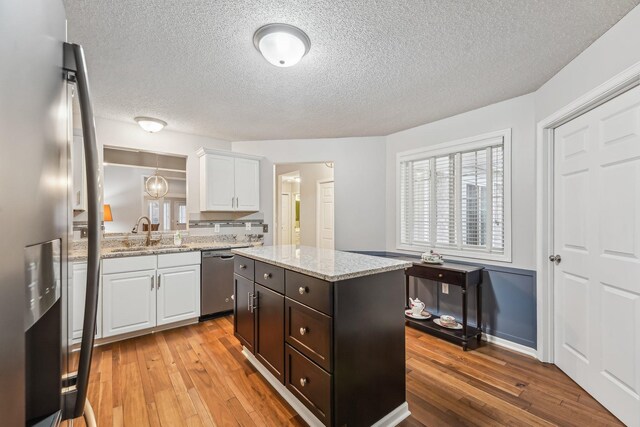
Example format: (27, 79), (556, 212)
(300, 327), (307, 335)
(300, 377), (307, 387)
(549, 254), (562, 264)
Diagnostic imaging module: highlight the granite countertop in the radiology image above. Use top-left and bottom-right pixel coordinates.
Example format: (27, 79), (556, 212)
(231, 245), (412, 281)
(69, 241), (261, 262)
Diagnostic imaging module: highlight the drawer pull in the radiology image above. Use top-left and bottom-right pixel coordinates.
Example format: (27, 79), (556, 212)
(438, 273), (443, 278)
(263, 273), (271, 280)
(300, 327), (307, 336)
(300, 377), (308, 387)
(239, 264), (246, 269)
(298, 286), (307, 295)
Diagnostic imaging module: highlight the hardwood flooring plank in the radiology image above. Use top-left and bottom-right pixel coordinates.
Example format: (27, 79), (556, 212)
(73, 317), (623, 427)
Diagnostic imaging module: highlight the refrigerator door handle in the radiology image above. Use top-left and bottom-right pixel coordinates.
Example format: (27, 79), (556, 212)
(63, 42), (101, 420)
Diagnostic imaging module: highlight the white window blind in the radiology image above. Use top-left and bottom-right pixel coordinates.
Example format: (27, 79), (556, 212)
(398, 130), (511, 262)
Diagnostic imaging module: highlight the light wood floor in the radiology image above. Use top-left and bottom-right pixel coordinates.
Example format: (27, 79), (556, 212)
(67, 316), (622, 427)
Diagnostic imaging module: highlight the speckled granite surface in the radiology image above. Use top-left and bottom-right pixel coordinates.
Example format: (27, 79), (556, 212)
(69, 233), (263, 262)
(231, 245), (412, 281)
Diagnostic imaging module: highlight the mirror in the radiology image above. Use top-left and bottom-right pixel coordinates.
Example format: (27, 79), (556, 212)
(103, 146), (187, 233)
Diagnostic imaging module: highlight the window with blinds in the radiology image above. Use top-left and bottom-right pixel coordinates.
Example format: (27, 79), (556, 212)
(398, 130), (511, 262)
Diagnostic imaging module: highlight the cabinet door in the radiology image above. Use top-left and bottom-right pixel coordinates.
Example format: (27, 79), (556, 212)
(234, 274), (255, 352)
(201, 154), (235, 211)
(102, 269), (156, 337)
(71, 262), (102, 343)
(234, 157), (260, 211)
(157, 265), (201, 326)
(255, 284), (285, 383)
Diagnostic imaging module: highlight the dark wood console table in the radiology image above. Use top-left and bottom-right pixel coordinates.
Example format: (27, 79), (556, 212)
(404, 261), (483, 351)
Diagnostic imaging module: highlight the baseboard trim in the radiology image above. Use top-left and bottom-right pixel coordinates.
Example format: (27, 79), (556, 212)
(483, 333), (538, 359)
(241, 347), (411, 427)
(71, 317), (199, 350)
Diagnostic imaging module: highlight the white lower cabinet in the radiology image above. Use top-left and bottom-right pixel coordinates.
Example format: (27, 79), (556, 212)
(102, 269), (157, 338)
(71, 262), (102, 343)
(101, 252), (201, 339)
(157, 265), (201, 326)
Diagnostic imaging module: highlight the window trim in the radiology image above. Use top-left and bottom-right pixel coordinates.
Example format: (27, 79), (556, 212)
(396, 128), (512, 263)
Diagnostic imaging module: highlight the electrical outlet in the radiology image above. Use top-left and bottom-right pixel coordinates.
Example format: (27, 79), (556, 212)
(442, 283), (449, 294)
(214, 224), (220, 232)
(245, 222), (252, 231)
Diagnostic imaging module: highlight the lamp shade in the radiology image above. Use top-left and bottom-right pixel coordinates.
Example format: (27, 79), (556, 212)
(103, 204), (113, 222)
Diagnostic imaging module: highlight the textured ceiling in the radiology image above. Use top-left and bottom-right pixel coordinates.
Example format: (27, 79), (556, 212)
(64, 0), (639, 141)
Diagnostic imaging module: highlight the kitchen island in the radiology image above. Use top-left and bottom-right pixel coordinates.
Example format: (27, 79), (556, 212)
(231, 245), (412, 427)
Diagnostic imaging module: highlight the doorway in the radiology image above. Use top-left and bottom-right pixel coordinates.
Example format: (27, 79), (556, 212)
(275, 162), (334, 248)
(549, 84), (640, 426)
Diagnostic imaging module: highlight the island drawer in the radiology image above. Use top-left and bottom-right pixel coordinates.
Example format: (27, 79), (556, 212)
(285, 345), (331, 426)
(285, 270), (333, 315)
(406, 265), (465, 286)
(255, 261), (285, 293)
(285, 298), (332, 372)
(234, 256), (254, 281)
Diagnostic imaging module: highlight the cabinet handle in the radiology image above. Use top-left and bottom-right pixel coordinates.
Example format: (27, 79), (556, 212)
(438, 273), (443, 278)
(263, 273), (271, 280)
(299, 327), (307, 336)
(157, 274), (161, 288)
(236, 197), (239, 208)
(150, 275), (155, 290)
(298, 286), (306, 295)
(299, 377), (307, 387)
(239, 264), (246, 270)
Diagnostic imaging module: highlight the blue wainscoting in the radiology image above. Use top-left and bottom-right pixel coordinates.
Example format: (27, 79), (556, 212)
(352, 252), (537, 350)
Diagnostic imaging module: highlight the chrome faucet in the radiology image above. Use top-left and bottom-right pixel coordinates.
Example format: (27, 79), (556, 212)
(132, 216), (153, 246)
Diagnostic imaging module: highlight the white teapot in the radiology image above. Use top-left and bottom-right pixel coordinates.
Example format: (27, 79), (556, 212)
(409, 297), (426, 317)
(421, 250), (443, 264)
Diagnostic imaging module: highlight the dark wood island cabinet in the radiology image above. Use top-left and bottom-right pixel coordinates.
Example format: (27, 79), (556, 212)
(232, 246), (412, 427)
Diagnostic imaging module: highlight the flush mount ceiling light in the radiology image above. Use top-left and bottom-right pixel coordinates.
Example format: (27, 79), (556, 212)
(253, 23), (311, 67)
(135, 116), (167, 133)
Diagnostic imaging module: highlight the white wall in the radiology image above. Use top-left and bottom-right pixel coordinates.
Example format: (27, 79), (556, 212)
(385, 93), (536, 269)
(86, 117), (230, 220)
(535, 5), (640, 121)
(232, 137), (386, 251)
(276, 163), (334, 247)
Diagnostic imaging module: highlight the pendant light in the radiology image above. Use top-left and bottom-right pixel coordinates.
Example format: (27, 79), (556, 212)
(253, 23), (311, 67)
(145, 155), (169, 199)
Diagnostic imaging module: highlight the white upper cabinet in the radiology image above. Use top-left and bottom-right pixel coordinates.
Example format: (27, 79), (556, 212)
(234, 157), (260, 211)
(198, 148), (261, 212)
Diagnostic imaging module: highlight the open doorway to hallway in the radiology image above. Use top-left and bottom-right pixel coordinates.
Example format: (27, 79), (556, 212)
(275, 162), (334, 249)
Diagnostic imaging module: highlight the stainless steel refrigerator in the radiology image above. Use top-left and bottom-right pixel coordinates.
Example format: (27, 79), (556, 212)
(0, 1), (101, 425)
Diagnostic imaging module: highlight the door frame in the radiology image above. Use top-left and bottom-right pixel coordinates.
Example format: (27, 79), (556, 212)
(535, 61), (640, 363)
(316, 179), (335, 249)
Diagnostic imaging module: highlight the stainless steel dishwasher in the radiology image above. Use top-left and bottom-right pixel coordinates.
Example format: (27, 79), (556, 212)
(201, 250), (237, 319)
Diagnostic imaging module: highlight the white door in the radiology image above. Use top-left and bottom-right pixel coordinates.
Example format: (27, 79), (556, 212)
(280, 193), (292, 245)
(553, 85), (640, 427)
(317, 181), (335, 249)
(102, 269), (156, 337)
(201, 154), (235, 211)
(156, 265), (201, 326)
(234, 157), (260, 211)
(71, 262), (102, 342)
